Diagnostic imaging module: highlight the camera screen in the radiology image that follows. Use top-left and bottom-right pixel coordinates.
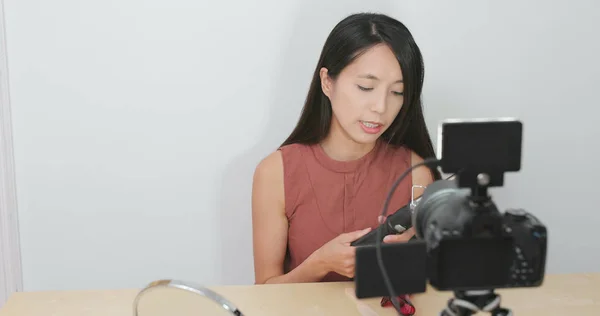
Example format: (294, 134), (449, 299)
(431, 236), (515, 290)
(439, 119), (522, 174)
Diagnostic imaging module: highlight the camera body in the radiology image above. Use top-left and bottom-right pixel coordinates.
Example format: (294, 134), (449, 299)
(354, 118), (548, 300)
(503, 207), (547, 288)
(412, 179), (547, 291)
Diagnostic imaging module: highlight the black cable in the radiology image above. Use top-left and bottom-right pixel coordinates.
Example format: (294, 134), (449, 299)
(445, 168), (464, 181)
(375, 157), (442, 315)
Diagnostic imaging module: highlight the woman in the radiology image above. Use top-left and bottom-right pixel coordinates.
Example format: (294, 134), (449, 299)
(252, 12), (441, 284)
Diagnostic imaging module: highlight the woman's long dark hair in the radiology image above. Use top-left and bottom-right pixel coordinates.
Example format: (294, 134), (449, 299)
(281, 13), (440, 180)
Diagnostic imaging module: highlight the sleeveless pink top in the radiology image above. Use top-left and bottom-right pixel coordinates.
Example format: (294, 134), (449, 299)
(278, 140), (413, 282)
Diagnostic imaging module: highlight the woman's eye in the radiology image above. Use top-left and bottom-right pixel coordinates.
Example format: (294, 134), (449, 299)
(357, 85), (373, 91)
(393, 91), (404, 96)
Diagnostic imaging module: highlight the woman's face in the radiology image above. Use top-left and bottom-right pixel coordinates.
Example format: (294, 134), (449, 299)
(321, 43), (404, 146)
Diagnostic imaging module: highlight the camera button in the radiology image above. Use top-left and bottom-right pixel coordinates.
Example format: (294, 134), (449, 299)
(506, 208), (527, 221)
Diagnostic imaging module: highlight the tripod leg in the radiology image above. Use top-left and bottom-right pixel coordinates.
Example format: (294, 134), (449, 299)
(439, 290), (510, 316)
(476, 290), (512, 316)
(440, 297), (479, 316)
(490, 307), (512, 316)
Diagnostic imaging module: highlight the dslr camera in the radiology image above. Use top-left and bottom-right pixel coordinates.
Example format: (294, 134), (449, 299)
(353, 118), (548, 316)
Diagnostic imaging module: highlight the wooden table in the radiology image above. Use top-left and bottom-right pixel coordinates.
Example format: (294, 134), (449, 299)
(1, 273), (598, 315)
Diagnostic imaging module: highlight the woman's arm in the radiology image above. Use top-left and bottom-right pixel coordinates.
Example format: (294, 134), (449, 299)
(251, 151), (329, 284)
(409, 150), (435, 198)
(383, 150), (435, 244)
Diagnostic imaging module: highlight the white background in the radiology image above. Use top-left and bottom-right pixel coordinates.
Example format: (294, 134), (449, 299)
(3, 0), (599, 291)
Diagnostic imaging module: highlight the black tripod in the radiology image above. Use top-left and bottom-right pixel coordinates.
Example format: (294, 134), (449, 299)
(440, 289), (512, 316)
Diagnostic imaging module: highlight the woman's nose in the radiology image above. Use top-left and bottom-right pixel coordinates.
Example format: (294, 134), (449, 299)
(370, 93), (387, 114)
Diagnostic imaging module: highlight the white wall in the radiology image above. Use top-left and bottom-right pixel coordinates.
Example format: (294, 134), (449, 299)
(3, 0), (599, 291)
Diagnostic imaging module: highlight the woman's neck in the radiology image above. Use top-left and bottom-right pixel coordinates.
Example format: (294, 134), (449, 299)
(320, 124), (377, 162)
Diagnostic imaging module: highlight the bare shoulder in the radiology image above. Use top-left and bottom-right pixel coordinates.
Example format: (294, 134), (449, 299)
(255, 150), (283, 179)
(409, 150), (435, 189)
(252, 150), (285, 212)
(252, 150), (288, 284)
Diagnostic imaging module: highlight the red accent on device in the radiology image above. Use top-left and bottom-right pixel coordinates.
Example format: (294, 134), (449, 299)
(380, 295), (415, 315)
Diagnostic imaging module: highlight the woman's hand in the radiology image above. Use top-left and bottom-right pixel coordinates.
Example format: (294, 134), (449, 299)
(383, 227), (415, 243)
(312, 228), (372, 278)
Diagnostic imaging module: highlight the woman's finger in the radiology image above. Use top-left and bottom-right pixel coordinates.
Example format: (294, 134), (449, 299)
(383, 228), (415, 243)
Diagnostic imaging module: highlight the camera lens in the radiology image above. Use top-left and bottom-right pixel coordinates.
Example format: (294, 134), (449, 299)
(412, 180), (468, 243)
